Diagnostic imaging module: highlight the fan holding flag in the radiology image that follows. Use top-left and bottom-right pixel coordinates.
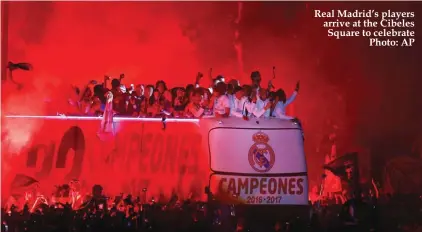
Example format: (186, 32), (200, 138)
(96, 90), (120, 166)
(323, 152), (361, 200)
(5, 174), (40, 210)
(97, 90), (115, 141)
(323, 152), (370, 224)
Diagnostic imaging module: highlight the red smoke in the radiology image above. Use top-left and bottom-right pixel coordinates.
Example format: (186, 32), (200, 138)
(2, 2), (421, 199)
(3, 1), (313, 160)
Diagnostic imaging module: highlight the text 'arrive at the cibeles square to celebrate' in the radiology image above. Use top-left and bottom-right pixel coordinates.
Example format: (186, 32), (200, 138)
(314, 9), (415, 47)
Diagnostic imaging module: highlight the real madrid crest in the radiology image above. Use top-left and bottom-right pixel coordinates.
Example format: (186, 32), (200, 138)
(248, 132), (275, 173)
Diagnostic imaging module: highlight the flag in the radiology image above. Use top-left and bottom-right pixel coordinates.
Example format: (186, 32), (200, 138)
(97, 91), (114, 141)
(242, 102), (249, 121)
(11, 174), (39, 189)
(10, 174), (39, 200)
(323, 152), (361, 199)
(7, 62), (33, 71)
(324, 152), (357, 178)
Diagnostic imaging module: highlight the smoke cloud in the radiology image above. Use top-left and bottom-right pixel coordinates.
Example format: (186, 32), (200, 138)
(2, 2), (422, 188)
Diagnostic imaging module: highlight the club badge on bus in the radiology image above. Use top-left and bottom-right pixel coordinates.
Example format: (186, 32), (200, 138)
(248, 132), (275, 173)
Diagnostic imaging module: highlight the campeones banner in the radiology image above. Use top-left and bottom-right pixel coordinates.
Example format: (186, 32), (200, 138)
(1, 117), (209, 200)
(210, 174), (308, 205)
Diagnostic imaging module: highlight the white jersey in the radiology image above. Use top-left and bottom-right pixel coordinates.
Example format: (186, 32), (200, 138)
(213, 95), (230, 115)
(252, 98), (271, 118)
(230, 95), (255, 118)
(273, 91), (297, 118)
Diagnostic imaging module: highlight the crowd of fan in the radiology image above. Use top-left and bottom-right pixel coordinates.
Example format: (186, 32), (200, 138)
(66, 71), (299, 119)
(2, 186), (422, 232)
(1, 196), (214, 232)
(1, 183), (306, 232)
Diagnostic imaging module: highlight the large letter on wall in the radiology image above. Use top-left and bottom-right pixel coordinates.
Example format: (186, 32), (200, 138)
(55, 126), (85, 181)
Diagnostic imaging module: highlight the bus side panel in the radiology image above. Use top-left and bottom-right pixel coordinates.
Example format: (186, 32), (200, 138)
(209, 128), (306, 174)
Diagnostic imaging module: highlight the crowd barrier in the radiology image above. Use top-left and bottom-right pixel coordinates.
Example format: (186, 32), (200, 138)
(2, 115), (308, 205)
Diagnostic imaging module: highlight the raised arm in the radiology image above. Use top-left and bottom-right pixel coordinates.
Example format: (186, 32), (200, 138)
(194, 72), (203, 88)
(285, 81), (300, 105)
(78, 80), (97, 101)
(285, 91), (298, 106)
